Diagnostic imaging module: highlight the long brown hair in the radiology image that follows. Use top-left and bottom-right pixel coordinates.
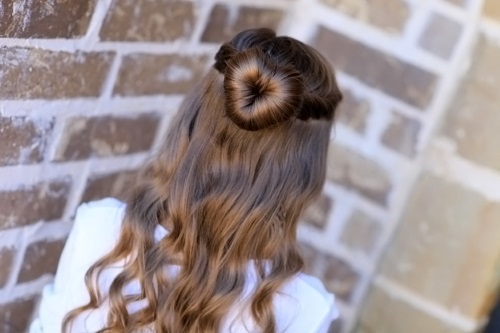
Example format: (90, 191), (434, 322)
(63, 28), (342, 333)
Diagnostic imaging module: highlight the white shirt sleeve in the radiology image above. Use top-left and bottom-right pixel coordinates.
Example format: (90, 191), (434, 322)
(29, 198), (125, 333)
(273, 273), (339, 333)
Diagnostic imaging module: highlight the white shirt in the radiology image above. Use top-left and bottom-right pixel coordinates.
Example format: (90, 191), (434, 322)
(30, 198), (338, 333)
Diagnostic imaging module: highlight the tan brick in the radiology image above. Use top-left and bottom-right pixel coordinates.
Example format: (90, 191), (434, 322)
(0, 0), (95, 38)
(327, 144), (392, 206)
(18, 239), (65, 283)
(0, 48), (113, 99)
(0, 178), (71, 230)
(336, 89), (370, 133)
(312, 26), (437, 108)
(379, 172), (500, 318)
(0, 297), (37, 333)
(418, 13), (462, 59)
(114, 54), (208, 96)
(302, 193), (334, 229)
(320, 0), (409, 34)
(484, 0), (500, 21)
(54, 114), (159, 161)
(381, 112), (421, 158)
(201, 4), (284, 43)
(340, 210), (381, 255)
(81, 170), (138, 203)
(358, 284), (468, 333)
(441, 36), (500, 171)
(0, 117), (53, 166)
(322, 253), (359, 302)
(0, 247), (15, 288)
(100, 0), (195, 42)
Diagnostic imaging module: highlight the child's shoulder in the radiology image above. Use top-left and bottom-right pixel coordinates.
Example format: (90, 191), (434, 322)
(71, 197), (126, 254)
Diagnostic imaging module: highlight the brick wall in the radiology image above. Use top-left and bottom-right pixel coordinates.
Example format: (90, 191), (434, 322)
(0, 0), (499, 333)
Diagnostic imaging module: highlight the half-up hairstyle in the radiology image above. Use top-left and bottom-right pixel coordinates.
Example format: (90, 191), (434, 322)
(63, 28), (342, 333)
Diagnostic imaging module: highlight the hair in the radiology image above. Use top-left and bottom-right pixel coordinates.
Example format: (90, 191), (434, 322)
(63, 28), (342, 333)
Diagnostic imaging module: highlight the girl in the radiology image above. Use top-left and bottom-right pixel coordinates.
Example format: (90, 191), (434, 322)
(30, 27), (343, 333)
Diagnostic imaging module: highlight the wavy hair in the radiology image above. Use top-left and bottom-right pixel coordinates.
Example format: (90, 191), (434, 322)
(63, 28), (342, 333)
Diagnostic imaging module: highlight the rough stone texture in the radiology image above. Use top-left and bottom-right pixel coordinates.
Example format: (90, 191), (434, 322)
(336, 89), (370, 133)
(320, 0), (410, 34)
(418, 13), (462, 59)
(484, 0), (500, 21)
(312, 26), (437, 108)
(0, 178), (71, 230)
(0, 0), (95, 38)
(0, 247), (15, 288)
(17, 239), (66, 283)
(322, 253), (360, 302)
(340, 210), (381, 255)
(114, 54), (208, 96)
(0, 297), (37, 333)
(201, 4), (284, 43)
(327, 144), (392, 206)
(54, 114), (159, 161)
(379, 172), (500, 318)
(0, 48), (114, 99)
(381, 112), (421, 158)
(100, 0), (196, 42)
(0, 117), (54, 166)
(441, 36), (500, 172)
(358, 284), (468, 333)
(302, 193), (334, 229)
(81, 170), (139, 203)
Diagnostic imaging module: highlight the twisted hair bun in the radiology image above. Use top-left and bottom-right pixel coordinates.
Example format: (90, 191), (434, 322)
(222, 48), (305, 131)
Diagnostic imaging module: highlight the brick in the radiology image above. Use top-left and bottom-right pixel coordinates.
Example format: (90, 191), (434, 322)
(100, 0), (195, 42)
(340, 210), (381, 255)
(81, 170), (138, 203)
(302, 193), (334, 229)
(358, 284), (468, 333)
(0, 247), (15, 288)
(0, 48), (113, 99)
(0, 0), (95, 38)
(312, 26), (437, 108)
(379, 172), (500, 318)
(484, 0), (500, 21)
(299, 243), (321, 275)
(54, 114), (159, 161)
(418, 13), (462, 59)
(441, 36), (500, 171)
(201, 4), (284, 43)
(0, 117), (53, 166)
(0, 178), (71, 230)
(320, 0), (409, 34)
(18, 239), (65, 283)
(328, 319), (342, 333)
(114, 54), (208, 96)
(444, 0), (465, 6)
(327, 144), (392, 206)
(336, 89), (370, 133)
(0, 297), (36, 333)
(322, 254), (359, 302)
(381, 112), (421, 158)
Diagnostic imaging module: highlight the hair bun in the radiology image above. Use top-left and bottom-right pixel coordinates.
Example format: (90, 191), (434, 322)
(223, 48), (305, 131)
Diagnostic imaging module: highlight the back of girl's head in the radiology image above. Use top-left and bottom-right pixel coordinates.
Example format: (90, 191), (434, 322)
(64, 28), (342, 333)
(151, 27), (343, 226)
